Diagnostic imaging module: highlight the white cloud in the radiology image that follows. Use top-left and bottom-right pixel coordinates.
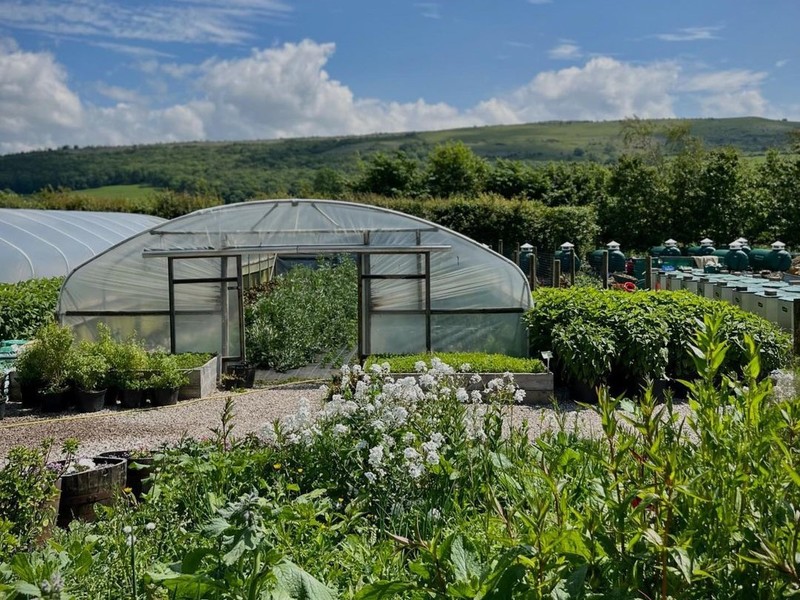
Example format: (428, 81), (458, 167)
(414, 3), (442, 19)
(699, 90), (768, 117)
(655, 26), (722, 42)
(0, 46), (83, 153)
(680, 69), (766, 93)
(548, 42), (581, 60)
(95, 83), (141, 103)
(0, 0), (292, 46)
(776, 59), (789, 68)
(678, 69), (769, 117)
(495, 57), (679, 121)
(0, 40), (782, 153)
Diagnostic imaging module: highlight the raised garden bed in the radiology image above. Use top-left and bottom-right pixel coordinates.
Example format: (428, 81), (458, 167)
(178, 355), (218, 400)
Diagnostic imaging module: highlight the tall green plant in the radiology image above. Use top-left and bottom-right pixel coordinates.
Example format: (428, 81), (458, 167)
(245, 257), (358, 371)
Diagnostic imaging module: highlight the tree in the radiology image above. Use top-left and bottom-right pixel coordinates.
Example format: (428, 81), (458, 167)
(425, 142), (488, 198)
(601, 155), (669, 250)
(312, 167), (347, 198)
(352, 151), (421, 197)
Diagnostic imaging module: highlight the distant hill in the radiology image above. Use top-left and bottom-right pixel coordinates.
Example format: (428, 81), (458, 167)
(0, 117), (797, 201)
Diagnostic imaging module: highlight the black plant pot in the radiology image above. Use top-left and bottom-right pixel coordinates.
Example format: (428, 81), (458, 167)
(40, 387), (70, 413)
(76, 389), (107, 413)
(229, 364), (256, 388)
(568, 380), (599, 404)
(120, 389), (144, 409)
(151, 387), (179, 406)
(20, 382), (42, 408)
(105, 385), (120, 406)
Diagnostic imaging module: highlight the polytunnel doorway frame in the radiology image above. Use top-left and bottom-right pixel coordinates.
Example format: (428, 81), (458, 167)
(144, 234), (453, 367)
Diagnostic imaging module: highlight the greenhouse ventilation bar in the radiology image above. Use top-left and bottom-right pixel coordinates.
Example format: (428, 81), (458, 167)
(141, 244), (452, 258)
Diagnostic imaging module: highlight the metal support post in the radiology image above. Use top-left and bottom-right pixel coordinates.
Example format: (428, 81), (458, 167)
(552, 257), (562, 288)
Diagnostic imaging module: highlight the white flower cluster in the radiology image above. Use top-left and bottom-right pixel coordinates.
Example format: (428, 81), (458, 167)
(262, 357), (524, 489)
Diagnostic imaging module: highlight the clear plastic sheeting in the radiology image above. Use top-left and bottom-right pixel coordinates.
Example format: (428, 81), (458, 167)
(58, 199), (532, 358)
(0, 209), (165, 283)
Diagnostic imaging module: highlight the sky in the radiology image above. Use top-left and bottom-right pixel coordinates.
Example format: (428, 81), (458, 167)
(0, 0), (798, 154)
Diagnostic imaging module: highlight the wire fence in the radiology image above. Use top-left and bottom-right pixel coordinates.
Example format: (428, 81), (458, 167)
(488, 242), (648, 291)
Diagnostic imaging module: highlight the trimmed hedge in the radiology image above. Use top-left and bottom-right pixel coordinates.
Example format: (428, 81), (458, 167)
(524, 288), (792, 387)
(0, 277), (63, 341)
(365, 352), (546, 374)
(355, 194), (599, 257)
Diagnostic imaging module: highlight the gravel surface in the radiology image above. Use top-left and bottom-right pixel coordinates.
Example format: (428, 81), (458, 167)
(0, 383), (695, 463)
(0, 385), (327, 462)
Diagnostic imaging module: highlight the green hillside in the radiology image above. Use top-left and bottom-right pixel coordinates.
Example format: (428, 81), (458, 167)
(0, 117), (796, 201)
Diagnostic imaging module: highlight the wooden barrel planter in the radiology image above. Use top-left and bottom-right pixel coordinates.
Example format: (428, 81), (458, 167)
(36, 478), (62, 545)
(57, 456), (126, 527)
(97, 451), (155, 500)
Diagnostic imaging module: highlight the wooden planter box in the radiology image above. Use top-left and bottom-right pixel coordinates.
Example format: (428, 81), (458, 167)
(178, 355), (218, 400)
(394, 371), (554, 406)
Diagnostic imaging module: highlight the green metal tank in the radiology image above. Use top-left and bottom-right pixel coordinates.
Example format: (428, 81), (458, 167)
(687, 238), (716, 256)
(725, 241), (749, 271)
(734, 237), (751, 255)
(518, 243), (534, 276)
(555, 242), (581, 273)
(661, 238), (681, 257)
(749, 241), (792, 272)
(607, 241), (626, 272)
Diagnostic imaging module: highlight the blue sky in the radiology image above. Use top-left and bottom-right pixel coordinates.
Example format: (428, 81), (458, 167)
(0, 0), (797, 153)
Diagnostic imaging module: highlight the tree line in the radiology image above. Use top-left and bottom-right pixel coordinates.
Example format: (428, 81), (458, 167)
(2, 122), (799, 252)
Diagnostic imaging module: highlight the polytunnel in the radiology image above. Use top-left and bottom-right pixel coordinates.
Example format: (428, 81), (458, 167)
(58, 199), (532, 367)
(0, 209), (165, 283)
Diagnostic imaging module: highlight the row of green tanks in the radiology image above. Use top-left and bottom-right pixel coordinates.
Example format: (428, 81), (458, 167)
(649, 238), (792, 273)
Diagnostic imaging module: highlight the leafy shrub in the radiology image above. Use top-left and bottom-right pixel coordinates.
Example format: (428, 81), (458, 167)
(365, 352), (546, 374)
(94, 325), (149, 390)
(525, 287), (791, 386)
(0, 440), (66, 561)
(66, 341), (110, 391)
(0, 277), (62, 341)
(14, 322), (74, 390)
(171, 352), (214, 369)
(245, 256), (358, 371)
(145, 353), (188, 390)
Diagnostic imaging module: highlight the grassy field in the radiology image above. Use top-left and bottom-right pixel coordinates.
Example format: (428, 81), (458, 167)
(0, 116), (797, 198)
(70, 184), (158, 199)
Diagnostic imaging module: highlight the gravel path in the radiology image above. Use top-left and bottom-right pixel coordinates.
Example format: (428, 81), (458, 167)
(0, 383), (695, 462)
(0, 385), (327, 462)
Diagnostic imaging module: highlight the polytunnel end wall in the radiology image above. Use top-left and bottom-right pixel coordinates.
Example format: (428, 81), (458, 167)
(57, 199), (532, 359)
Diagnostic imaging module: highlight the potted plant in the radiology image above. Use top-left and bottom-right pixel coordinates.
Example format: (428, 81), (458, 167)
(107, 337), (149, 409)
(552, 321), (616, 403)
(96, 448), (156, 500)
(26, 323), (75, 413)
(147, 353), (188, 406)
(14, 341), (47, 408)
(228, 362), (256, 388)
(67, 342), (110, 413)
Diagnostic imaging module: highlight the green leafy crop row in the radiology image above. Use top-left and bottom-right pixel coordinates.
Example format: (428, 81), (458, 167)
(0, 277), (62, 342)
(525, 287), (792, 388)
(365, 352), (546, 374)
